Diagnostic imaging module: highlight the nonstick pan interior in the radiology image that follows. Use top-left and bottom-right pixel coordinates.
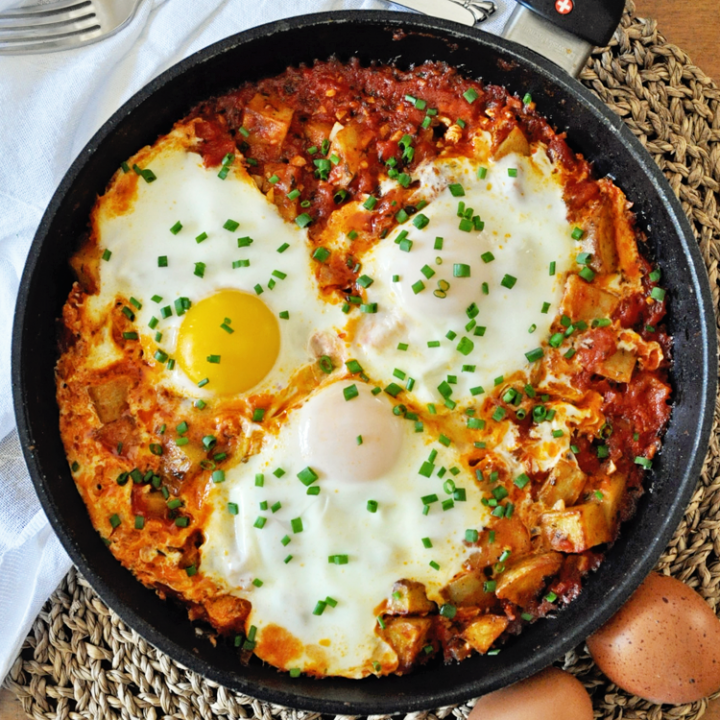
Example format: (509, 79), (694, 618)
(12, 11), (716, 714)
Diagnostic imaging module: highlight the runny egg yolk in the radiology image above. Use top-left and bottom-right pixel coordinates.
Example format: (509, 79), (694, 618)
(176, 290), (280, 396)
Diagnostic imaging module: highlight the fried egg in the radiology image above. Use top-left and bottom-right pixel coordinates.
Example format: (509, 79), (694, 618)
(351, 150), (576, 406)
(88, 129), (344, 398)
(200, 380), (491, 678)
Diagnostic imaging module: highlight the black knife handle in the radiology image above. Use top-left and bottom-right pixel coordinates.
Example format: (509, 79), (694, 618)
(514, 0), (624, 46)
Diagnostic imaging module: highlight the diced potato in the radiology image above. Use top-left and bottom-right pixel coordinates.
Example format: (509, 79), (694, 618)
(243, 94), (294, 154)
(560, 274), (620, 324)
(88, 377), (132, 424)
(203, 594), (251, 635)
(538, 457), (588, 508)
(93, 416), (138, 455)
(583, 199), (619, 274)
(541, 502), (612, 553)
(442, 571), (496, 609)
(465, 517), (531, 571)
(462, 615), (509, 654)
(494, 125), (531, 159)
(382, 617), (432, 672)
(602, 178), (643, 281)
(262, 162), (301, 221)
(495, 552), (563, 608)
(594, 472), (627, 533)
(386, 580), (435, 615)
(598, 348), (637, 383)
(303, 118), (333, 146)
(329, 123), (374, 186)
(69, 240), (101, 294)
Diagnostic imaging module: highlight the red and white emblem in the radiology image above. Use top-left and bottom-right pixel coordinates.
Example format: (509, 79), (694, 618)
(555, 0), (574, 14)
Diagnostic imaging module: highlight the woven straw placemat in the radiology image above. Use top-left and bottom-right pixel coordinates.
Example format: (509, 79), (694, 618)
(5, 3), (720, 718)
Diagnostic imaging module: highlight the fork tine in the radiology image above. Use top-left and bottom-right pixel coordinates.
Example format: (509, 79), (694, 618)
(0, 10), (97, 32)
(0, 0), (92, 18)
(0, 26), (102, 54)
(0, 0), (144, 55)
(0, 14), (100, 41)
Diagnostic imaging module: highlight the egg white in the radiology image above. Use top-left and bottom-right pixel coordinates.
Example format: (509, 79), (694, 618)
(88, 137), (344, 398)
(351, 149), (577, 407)
(200, 380), (492, 678)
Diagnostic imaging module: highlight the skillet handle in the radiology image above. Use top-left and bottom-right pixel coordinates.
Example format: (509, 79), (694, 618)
(501, 0), (624, 78)
(514, 0), (624, 46)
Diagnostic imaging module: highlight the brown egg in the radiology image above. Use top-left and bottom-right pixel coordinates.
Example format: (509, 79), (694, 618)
(587, 572), (720, 704)
(468, 667), (593, 720)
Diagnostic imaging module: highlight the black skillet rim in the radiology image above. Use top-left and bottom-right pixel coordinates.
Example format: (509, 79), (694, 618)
(12, 10), (717, 715)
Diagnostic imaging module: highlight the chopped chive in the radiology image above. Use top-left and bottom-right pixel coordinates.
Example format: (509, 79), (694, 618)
(457, 337), (474, 356)
(571, 227), (584, 240)
(541, 301), (551, 314)
(507, 168), (518, 178)
(319, 355), (334, 374)
(277, 242), (290, 253)
(453, 263), (471, 278)
(413, 213), (429, 229)
(363, 196), (378, 211)
(252, 408), (266, 422)
(651, 287), (666, 301)
(525, 347), (544, 363)
(291, 517), (304, 533)
(463, 87), (479, 103)
(411, 280), (425, 294)
(501, 274), (517, 289)
(254, 516), (266, 529)
(237, 236), (253, 247)
(367, 500), (378, 513)
(429, 560), (440, 570)
(296, 213), (313, 228)
(312, 246), (330, 262)
(297, 467), (319, 486)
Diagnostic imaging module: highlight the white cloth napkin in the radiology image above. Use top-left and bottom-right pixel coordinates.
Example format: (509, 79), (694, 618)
(0, 0), (514, 684)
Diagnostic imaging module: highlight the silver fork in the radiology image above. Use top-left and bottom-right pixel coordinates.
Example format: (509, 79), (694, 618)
(449, 0), (496, 24)
(0, 0), (145, 55)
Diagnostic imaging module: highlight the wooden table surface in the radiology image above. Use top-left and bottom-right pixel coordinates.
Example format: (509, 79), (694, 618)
(1, 2), (718, 719)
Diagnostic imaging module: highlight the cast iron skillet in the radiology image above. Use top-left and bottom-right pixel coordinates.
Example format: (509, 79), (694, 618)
(12, 11), (717, 715)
